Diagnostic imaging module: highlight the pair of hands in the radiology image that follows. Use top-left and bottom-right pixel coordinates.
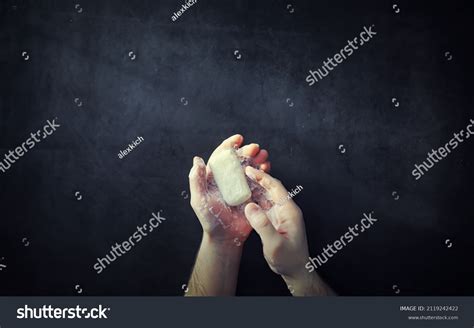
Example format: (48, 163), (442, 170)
(188, 135), (331, 295)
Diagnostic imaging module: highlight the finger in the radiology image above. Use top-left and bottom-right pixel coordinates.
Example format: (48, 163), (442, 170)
(252, 149), (269, 164)
(259, 161), (271, 172)
(208, 134), (244, 175)
(189, 156), (207, 207)
(245, 166), (287, 201)
(216, 134), (243, 151)
(239, 143), (260, 157)
(245, 203), (280, 242)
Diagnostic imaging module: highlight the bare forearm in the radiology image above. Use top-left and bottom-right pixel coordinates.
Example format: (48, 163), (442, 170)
(283, 270), (336, 296)
(186, 234), (242, 296)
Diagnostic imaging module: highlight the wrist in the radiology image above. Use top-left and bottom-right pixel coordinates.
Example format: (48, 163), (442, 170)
(282, 270), (335, 296)
(202, 232), (243, 257)
(282, 268), (312, 292)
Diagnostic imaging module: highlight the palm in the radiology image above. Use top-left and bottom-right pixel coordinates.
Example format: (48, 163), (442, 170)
(189, 135), (271, 244)
(202, 168), (253, 242)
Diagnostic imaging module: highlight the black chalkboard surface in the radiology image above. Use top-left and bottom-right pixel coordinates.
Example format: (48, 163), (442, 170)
(0, 0), (473, 295)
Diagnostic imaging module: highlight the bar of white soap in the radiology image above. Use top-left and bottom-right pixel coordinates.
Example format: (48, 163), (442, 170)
(209, 148), (251, 206)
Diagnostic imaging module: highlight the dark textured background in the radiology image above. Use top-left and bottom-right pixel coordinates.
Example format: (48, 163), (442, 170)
(0, 0), (473, 296)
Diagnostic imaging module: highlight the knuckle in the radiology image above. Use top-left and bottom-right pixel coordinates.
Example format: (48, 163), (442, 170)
(266, 177), (283, 190)
(261, 177), (274, 189)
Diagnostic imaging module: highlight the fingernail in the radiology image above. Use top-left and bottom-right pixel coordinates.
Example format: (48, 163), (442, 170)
(193, 156), (204, 166)
(251, 203), (261, 213)
(233, 134), (243, 143)
(246, 203), (260, 216)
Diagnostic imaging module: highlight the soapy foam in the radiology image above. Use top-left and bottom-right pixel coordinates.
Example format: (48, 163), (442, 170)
(203, 151), (276, 234)
(208, 155), (275, 211)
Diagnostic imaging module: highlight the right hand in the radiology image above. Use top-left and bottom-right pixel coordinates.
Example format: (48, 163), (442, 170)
(243, 166), (308, 278)
(244, 167), (335, 296)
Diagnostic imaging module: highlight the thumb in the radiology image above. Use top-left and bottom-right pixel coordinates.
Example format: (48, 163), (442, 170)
(188, 156), (207, 209)
(245, 203), (279, 243)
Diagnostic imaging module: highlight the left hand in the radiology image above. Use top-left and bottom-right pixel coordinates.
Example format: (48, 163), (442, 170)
(188, 134), (271, 245)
